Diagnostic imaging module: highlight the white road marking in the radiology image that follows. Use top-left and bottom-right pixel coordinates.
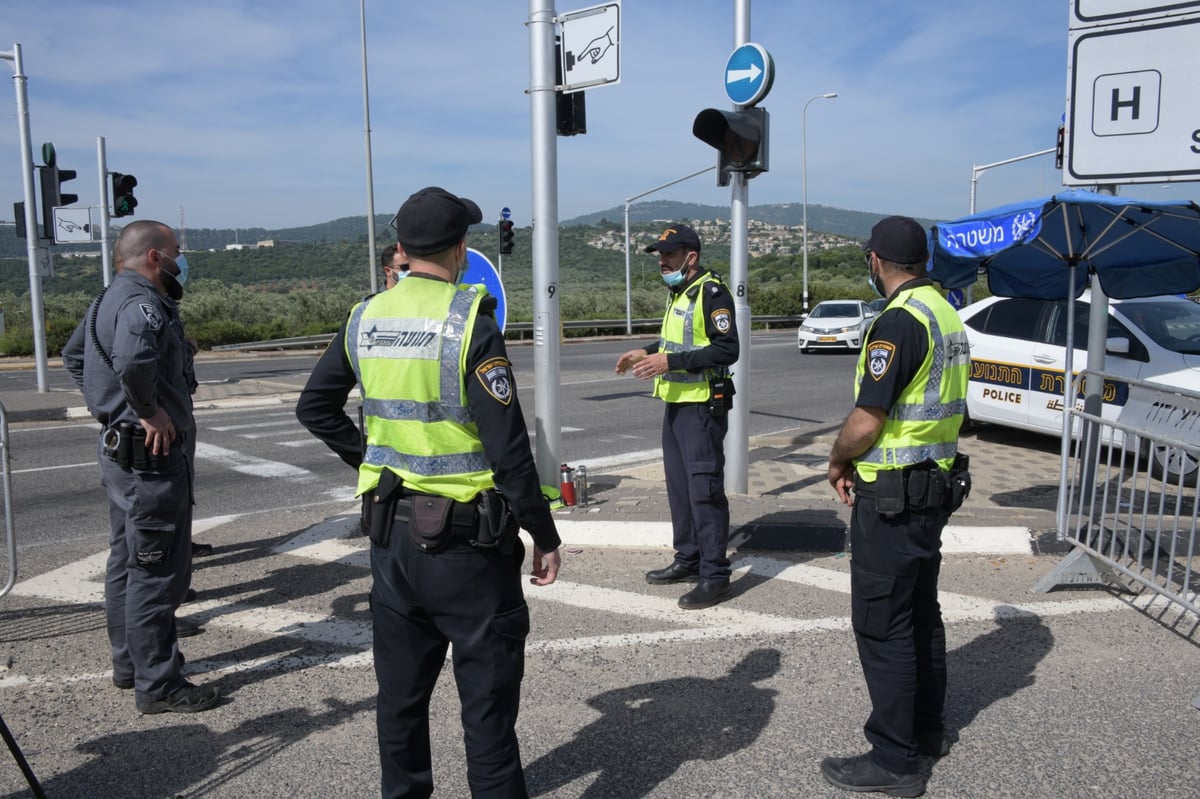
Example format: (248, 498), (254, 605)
(210, 420), (298, 432)
(194, 441), (312, 478)
(11, 461), (96, 474)
(3, 508), (1140, 688)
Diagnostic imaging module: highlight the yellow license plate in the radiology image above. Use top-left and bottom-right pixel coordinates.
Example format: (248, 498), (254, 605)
(818, 336), (837, 342)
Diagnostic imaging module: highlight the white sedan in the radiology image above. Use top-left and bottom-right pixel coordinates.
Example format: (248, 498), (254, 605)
(797, 300), (875, 353)
(958, 292), (1200, 484)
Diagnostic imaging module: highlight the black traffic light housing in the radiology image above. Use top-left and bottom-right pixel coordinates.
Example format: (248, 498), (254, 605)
(111, 172), (138, 217)
(499, 220), (515, 255)
(38, 164), (79, 240)
(692, 106), (770, 187)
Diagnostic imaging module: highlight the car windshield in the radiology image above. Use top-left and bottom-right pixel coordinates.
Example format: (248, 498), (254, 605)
(811, 303), (859, 319)
(1119, 299), (1200, 354)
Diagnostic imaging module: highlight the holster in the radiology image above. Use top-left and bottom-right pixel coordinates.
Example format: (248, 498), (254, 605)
(101, 422), (178, 472)
(365, 469), (404, 547)
(945, 453), (971, 514)
(475, 489), (519, 555)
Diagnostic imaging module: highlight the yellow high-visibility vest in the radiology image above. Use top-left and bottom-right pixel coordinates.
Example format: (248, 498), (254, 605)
(653, 273), (730, 404)
(853, 284), (970, 483)
(345, 278), (493, 502)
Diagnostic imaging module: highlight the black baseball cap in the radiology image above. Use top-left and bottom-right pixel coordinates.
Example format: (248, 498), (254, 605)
(865, 215), (928, 265)
(392, 186), (483, 256)
(644, 224), (702, 254)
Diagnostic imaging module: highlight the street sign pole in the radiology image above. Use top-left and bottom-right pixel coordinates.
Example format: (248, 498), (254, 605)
(529, 0), (563, 489)
(725, 1), (752, 495)
(2, 44), (49, 392)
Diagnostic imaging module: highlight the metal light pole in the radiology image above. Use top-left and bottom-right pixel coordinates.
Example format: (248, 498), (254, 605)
(360, 0), (379, 295)
(623, 166), (715, 335)
(968, 147), (1055, 214)
(966, 146), (1054, 304)
(801, 92), (836, 314)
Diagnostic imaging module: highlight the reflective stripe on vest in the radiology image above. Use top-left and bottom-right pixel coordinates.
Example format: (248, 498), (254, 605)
(345, 280), (493, 502)
(652, 273), (727, 403)
(854, 286), (970, 482)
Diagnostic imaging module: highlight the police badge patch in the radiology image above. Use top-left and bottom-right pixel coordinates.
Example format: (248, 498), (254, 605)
(711, 309), (732, 334)
(475, 357), (513, 405)
(867, 341), (896, 381)
(138, 303), (163, 330)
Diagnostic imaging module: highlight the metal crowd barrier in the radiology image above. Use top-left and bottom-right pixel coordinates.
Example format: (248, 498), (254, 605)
(1, 402), (14, 599)
(0, 402), (48, 796)
(1033, 372), (1200, 709)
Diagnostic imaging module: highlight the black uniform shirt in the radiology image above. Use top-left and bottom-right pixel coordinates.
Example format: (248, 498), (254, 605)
(296, 276), (561, 553)
(855, 278), (933, 414)
(643, 269), (739, 372)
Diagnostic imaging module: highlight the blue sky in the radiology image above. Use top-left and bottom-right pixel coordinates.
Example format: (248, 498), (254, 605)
(1, 0), (1196, 234)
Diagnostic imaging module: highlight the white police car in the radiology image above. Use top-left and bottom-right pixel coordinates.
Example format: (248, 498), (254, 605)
(958, 292), (1200, 483)
(797, 300), (875, 353)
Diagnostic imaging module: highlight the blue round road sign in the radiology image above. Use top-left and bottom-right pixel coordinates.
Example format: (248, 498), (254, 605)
(724, 43), (774, 107)
(463, 248), (507, 332)
(501, 207), (511, 220)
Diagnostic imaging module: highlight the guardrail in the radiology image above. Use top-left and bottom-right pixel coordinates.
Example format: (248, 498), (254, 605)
(212, 315), (805, 352)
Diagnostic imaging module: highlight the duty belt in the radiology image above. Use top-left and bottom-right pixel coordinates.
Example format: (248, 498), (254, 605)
(101, 422), (186, 471)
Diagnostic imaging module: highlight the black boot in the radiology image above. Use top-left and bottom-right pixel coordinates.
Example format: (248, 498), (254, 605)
(819, 753), (925, 797)
(645, 562), (700, 585)
(678, 579), (731, 610)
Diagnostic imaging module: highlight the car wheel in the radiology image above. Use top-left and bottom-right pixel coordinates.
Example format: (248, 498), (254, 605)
(1149, 441), (1199, 487)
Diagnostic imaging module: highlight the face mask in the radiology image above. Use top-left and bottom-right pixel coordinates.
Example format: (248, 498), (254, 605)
(660, 252), (691, 287)
(160, 251), (189, 286)
(662, 268), (686, 287)
(394, 270), (408, 281)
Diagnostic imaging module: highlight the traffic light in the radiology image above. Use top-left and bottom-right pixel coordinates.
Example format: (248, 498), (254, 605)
(38, 164), (78, 240)
(692, 106), (770, 186)
(111, 172), (138, 217)
(499, 220), (515, 255)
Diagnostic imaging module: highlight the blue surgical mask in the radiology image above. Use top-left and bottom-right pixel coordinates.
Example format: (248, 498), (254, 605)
(662, 267), (686, 287)
(160, 250), (189, 286)
(173, 253), (189, 285)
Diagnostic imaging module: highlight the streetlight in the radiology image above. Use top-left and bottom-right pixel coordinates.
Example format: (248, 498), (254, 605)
(623, 166), (716, 334)
(802, 92), (837, 314)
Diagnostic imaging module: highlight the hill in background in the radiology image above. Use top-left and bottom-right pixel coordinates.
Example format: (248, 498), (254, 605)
(0, 200), (933, 260)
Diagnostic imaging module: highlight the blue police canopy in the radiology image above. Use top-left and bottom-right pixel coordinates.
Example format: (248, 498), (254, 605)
(930, 188), (1200, 300)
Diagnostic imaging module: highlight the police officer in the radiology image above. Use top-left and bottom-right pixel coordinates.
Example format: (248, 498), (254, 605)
(296, 186), (561, 799)
(821, 216), (970, 796)
(380, 242), (409, 290)
(615, 224), (738, 610)
(62, 220), (219, 714)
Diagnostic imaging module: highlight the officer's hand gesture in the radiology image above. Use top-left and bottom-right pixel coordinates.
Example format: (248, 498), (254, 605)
(530, 546), (561, 586)
(630, 352), (669, 380)
(140, 408), (177, 456)
(614, 348), (646, 375)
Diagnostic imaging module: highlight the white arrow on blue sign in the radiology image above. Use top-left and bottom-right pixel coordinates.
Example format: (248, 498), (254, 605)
(724, 43), (774, 107)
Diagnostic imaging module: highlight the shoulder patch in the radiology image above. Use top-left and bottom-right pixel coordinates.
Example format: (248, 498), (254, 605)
(475, 357), (513, 406)
(867, 341), (896, 381)
(138, 303), (163, 331)
(711, 308), (732, 334)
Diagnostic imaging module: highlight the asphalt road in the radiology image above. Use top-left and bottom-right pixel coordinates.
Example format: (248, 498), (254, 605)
(1, 334), (1197, 798)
